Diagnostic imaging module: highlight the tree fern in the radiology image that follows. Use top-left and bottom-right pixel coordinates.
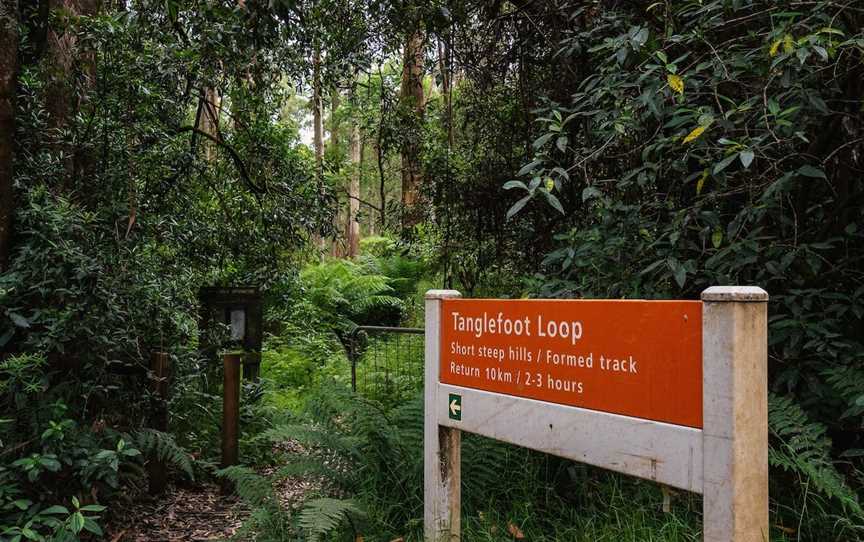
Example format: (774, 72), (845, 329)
(297, 498), (365, 542)
(131, 429), (194, 480)
(768, 394), (861, 514)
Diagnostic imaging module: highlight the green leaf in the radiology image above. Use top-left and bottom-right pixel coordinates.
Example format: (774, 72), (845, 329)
(713, 153), (739, 175)
(8, 312), (30, 328)
(40, 505), (69, 515)
(556, 136), (568, 152)
(739, 150), (755, 168)
(40, 457), (61, 472)
(581, 186), (602, 201)
(70, 512), (85, 534)
(79, 504), (106, 513)
(797, 165), (826, 179)
(541, 190), (565, 215)
(506, 194), (532, 220)
(517, 160), (542, 177)
(532, 132), (555, 149)
(83, 518), (104, 536)
(503, 180), (527, 191)
(667, 258), (687, 288)
(640, 259), (665, 275)
(712, 227), (723, 248)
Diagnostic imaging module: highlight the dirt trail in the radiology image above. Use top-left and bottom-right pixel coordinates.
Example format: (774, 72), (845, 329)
(108, 484), (247, 541)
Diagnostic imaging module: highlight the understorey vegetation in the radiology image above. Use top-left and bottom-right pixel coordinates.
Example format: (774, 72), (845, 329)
(0, 0), (862, 540)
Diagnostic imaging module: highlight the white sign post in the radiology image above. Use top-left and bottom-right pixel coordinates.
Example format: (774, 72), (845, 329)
(424, 286), (768, 542)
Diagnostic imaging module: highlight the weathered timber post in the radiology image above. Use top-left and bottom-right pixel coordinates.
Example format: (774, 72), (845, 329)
(701, 286), (769, 542)
(148, 351), (171, 494)
(424, 289), (462, 542)
(221, 352), (241, 488)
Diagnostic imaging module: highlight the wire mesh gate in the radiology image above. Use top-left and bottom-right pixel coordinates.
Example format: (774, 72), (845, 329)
(346, 325), (424, 400)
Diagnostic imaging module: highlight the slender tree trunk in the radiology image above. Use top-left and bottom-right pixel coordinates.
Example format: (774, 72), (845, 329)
(311, 44), (326, 254)
(400, 26), (425, 229)
(329, 87), (343, 257)
(376, 139), (386, 230)
(200, 87), (221, 161)
(312, 45), (324, 185)
(0, 0), (17, 271)
(346, 114), (361, 257)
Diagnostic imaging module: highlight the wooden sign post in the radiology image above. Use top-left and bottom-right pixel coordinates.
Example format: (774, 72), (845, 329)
(424, 287), (768, 542)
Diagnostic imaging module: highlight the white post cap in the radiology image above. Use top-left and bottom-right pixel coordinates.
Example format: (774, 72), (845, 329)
(701, 286), (768, 302)
(425, 289), (462, 300)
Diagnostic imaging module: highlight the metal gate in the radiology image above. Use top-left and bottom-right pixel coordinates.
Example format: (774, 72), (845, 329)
(346, 325), (424, 401)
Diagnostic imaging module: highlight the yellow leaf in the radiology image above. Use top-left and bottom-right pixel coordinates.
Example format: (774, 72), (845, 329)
(696, 169), (708, 195)
(769, 39), (782, 57)
(545, 177), (555, 192)
(667, 74), (684, 95)
(683, 125), (706, 144)
(783, 34), (794, 54)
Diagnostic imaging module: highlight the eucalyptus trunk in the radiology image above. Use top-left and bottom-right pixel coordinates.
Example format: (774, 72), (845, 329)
(400, 26), (425, 229)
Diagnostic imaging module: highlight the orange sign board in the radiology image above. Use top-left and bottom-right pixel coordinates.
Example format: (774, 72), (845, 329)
(440, 299), (703, 428)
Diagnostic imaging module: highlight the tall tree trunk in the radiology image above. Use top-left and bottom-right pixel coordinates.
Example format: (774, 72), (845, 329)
(329, 87), (343, 257)
(346, 114), (361, 257)
(44, 0), (101, 187)
(0, 0), (18, 272)
(200, 87), (221, 161)
(400, 26), (425, 229)
(311, 43), (325, 254)
(312, 45), (324, 185)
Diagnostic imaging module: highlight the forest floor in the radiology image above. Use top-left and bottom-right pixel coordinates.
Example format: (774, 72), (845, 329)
(106, 484), (248, 541)
(107, 441), (320, 540)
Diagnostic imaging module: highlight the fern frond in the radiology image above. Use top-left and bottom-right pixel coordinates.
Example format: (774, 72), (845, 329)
(217, 465), (277, 508)
(768, 394), (862, 514)
(262, 424), (362, 455)
(824, 364), (864, 419)
(132, 429), (194, 480)
(297, 498), (365, 542)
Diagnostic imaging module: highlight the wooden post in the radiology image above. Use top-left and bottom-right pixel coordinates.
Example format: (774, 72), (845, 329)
(424, 290), (462, 542)
(148, 351), (170, 494)
(701, 286), (769, 542)
(222, 353), (241, 474)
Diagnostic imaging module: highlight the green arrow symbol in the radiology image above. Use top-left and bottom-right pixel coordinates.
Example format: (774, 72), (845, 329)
(448, 394), (461, 420)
